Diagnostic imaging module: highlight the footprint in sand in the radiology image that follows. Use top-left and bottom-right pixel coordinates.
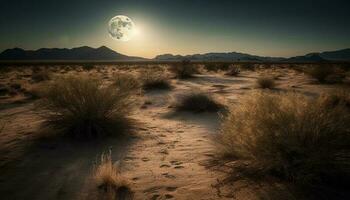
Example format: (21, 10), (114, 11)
(159, 149), (169, 154)
(165, 186), (177, 192)
(160, 164), (171, 168)
(165, 194), (174, 199)
(141, 157), (150, 162)
(150, 194), (160, 200)
(170, 160), (183, 165)
(162, 173), (176, 179)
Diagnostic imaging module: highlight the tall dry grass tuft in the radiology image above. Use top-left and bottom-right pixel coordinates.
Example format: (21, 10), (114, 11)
(225, 65), (240, 76)
(307, 65), (334, 83)
(113, 73), (140, 94)
(94, 152), (133, 200)
(37, 76), (135, 139)
(32, 69), (51, 82)
(169, 60), (197, 79)
(218, 91), (350, 188)
(256, 76), (276, 89)
(141, 70), (172, 90)
(175, 92), (223, 112)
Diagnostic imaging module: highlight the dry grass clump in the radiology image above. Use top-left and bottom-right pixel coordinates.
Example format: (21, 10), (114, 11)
(169, 60), (197, 79)
(204, 63), (230, 72)
(256, 76), (276, 89)
(31, 69), (51, 82)
(218, 91), (350, 188)
(0, 117), (5, 133)
(94, 152), (133, 200)
(225, 65), (240, 76)
(113, 73), (140, 93)
(37, 76), (135, 139)
(141, 70), (171, 90)
(307, 65), (334, 83)
(320, 89), (350, 110)
(82, 64), (95, 71)
(175, 92), (223, 112)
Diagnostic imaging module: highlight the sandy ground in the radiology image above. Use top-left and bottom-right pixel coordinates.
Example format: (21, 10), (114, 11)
(0, 67), (346, 200)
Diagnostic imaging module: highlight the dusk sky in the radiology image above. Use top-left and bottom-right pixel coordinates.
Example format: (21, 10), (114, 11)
(1, 0), (349, 58)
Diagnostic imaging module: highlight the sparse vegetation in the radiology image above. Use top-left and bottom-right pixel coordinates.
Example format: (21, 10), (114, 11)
(204, 63), (230, 72)
(32, 69), (51, 82)
(218, 91), (350, 189)
(94, 152), (133, 200)
(307, 65), (334, 83)
(170, 60), (197, 79)
(256, 76), (276, 89)
(225, 65), (240, 76)
(320, 88), (350, 110)
(113, 73), (140, 93)
(141, 70), (171, 90)
(37, 76), (135, 138)
(175, 92), (222, 112)
(82, 64), (95, 71)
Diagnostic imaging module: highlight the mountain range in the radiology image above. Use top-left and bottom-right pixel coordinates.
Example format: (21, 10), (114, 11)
(1, 46), (350, 62)
(155, 49), (350, 62)
(0, 46), (144, 61)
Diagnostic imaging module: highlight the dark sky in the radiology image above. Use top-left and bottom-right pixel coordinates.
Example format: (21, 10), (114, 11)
(0, 0), (349, 58)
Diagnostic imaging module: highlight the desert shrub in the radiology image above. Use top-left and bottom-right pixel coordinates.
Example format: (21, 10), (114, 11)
(141, 70), (171, 90)
(9, 83), (21, 90)
(0, 117), (5, 133)
(204, 63), (219, 72)
(320, 89), (350, 110)
(225, 65), (240, 76)
(307, 65), (334, 83)
(32, 69), (50, 82)
(175, 92), (222, 112)
(239, 63), (255, 71)
(37, 76), (134, 138)
(94, 152), (133, 200)
(0, 85), (10, 96)
(204, 63), (230, 72)
(256, 76), (276, 89)
(82, 64), (95, 71)
(169, 60), (197, 79)
(113, 73), (140, 93)
(219, 91), (350, 188)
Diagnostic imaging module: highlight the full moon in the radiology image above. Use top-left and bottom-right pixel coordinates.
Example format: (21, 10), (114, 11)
(108, 15), (136, 42)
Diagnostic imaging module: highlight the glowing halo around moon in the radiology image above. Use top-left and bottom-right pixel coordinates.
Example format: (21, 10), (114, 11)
(108, 15), (136, 42)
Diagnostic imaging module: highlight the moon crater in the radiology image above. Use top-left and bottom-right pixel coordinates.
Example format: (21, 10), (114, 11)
(108, 15), (135, 41)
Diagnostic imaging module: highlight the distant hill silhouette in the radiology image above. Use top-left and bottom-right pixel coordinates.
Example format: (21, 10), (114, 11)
(155, 52), (284, 62)
(155, 48), (350, 62)
(284, 54), (327, 62)
(1, 46), (349, 62)
(0, 46), (145, 60)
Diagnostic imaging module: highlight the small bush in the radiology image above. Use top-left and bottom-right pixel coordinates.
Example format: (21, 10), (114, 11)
(239, 63), (255, 71)
(170, 60), (197, 79)
(94, 152), (133, 200)
(113, 73), (140, 93)
(141, 70), (171, 90)
(175, 92), (222, 112)
(256, 76), (275, 89)
(204, 63), (219, 72)
(82, 64), (95, 71)
(37, 76), (134, 138)
(307, 65), (334, 83)
(225, 65), (240, 76)
(32, 69), (50, 82)
(218, 91), (350, 188)
(320, 89), (350, 110)
(204, 63), (230, 72)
